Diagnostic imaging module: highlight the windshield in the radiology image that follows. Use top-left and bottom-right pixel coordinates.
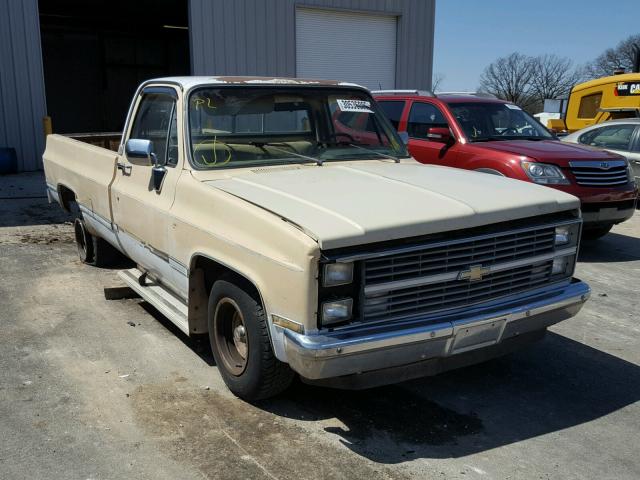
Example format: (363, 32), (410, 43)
(447, 102), (554, 142)
(188, 87), (408, 168)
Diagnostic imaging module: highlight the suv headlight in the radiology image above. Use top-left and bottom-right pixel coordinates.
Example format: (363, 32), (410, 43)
(521, 161), (570, 185)
(323, 262), (354, 287)
(321, 298), (353, 325)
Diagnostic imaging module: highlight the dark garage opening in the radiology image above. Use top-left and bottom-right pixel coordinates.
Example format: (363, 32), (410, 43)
(39, 0), (190, 135)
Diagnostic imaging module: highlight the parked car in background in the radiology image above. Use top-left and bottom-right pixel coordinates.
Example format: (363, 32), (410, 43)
(43, 77), (591, 400)
(374, 90), (638, 239)
(562, 119), (640, 188)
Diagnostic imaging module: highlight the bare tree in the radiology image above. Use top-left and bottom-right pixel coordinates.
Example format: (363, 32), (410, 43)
(432, 72), (445, 92)
(528, 54), (585, 112)
(478, 53), (537, 110)
(585, 34), (640, 78)
(479, 53), (583, 112)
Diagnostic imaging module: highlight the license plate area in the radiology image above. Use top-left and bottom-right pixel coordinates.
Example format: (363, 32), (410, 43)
(450, 317), (506, 355)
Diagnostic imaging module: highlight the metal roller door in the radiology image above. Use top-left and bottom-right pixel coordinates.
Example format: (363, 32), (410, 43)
(295, 8), (397, 90)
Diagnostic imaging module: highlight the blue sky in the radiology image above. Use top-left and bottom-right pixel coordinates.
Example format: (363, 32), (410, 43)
(433, 0), (639, 91)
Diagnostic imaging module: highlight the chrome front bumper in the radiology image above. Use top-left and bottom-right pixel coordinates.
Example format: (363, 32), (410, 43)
(283, 280), (590, 382)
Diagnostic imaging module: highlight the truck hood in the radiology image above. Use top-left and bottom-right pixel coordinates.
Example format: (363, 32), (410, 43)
(203, 162), (579, 249)
(475, 139), (624, 165)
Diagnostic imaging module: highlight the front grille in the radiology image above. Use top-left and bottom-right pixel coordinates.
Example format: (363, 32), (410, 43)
(570, 161), (629, 187)
(364, 225), (555, 286)
(359, 222), (573, 324)
(363, 261), (553, 322)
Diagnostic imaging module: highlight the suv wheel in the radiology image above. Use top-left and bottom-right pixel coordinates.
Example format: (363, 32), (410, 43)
(583, 225), (613, 240)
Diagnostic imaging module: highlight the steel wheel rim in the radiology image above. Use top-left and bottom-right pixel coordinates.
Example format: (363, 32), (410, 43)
(74, 218), (88, 258)
(213, 297), (248, 376)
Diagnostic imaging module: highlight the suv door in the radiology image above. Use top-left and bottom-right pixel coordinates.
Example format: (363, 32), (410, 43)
(629, 126), (640, 183)
(578, 123), (640, 183)
(406, 101), (457, 166)
(377, 100), (406, 131)
(111, 86), (186, 296)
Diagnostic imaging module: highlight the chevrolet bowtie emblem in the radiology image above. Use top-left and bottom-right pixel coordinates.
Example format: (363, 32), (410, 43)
(458, 264), (490, 282)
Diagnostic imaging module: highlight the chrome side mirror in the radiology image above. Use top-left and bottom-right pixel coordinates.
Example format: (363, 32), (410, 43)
(125, 139), (166, 192)
(125, 138), (154, 164)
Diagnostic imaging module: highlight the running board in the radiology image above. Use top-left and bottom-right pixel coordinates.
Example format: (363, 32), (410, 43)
(118, 268), (190, 335)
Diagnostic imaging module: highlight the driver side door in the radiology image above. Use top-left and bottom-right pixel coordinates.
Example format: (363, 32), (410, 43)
(406, 101), (458, 167)
(111, 86), (186, 296)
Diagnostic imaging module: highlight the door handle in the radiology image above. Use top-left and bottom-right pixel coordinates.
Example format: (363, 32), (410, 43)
(116, 162), (132, 174)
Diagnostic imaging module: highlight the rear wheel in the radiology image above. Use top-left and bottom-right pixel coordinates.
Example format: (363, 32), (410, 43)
(208, 277), (294, 401)
(582, 224), (613, 240)
(74, 217), (94, 263)
(72, 208), (121, 267)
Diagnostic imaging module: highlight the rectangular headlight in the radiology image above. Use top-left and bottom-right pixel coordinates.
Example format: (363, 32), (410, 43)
(321, 298), (353, 325)
(323, 263), (354, 287)
(554, 225), (571, 245)
(552, 255), (572, 276)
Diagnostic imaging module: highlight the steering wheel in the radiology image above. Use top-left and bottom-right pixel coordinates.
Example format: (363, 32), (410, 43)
(499, 128), (519, 136)
(326, 132), (356, 143)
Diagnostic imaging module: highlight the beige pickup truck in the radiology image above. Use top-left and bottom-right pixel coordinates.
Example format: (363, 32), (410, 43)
(44, 77), (590, 400)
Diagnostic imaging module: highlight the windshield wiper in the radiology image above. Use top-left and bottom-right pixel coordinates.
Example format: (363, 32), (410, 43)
(250, 142), (324, 166)
(346, 144), (401, 163)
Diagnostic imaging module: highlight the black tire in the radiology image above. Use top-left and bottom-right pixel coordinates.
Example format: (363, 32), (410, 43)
(208, 277), (294, 401)
(74, 217), (95, 264)
(73, 214), (121, 267)
(582, 225), (613, 241)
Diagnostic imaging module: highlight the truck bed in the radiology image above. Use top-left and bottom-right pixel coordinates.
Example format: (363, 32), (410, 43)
(66, 132), (122, 152)
(43, 133), (119, 223)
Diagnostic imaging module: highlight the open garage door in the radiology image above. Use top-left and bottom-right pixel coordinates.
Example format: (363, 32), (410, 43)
(39, 0), (190, 134)
(295, 8), (397, 90)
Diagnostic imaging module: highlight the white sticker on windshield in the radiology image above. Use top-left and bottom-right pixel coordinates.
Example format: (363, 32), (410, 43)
(505, 103), (521, 110)
(336, 99), (373, 113)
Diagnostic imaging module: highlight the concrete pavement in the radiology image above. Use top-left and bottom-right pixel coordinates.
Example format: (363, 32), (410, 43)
(1, 172), (639, 480)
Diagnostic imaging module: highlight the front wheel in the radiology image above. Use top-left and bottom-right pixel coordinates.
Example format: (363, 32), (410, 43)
(208, 277), (294, 401)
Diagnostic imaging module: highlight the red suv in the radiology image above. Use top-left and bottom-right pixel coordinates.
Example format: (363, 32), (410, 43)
(374, 91), (638, 238)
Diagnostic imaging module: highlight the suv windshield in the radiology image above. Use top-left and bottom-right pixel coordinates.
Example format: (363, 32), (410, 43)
(188, 87), (409, 168)
(447, 102), (554, 142)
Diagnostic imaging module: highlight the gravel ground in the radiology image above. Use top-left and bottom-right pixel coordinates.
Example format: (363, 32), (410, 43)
(1, 173), (639, 480)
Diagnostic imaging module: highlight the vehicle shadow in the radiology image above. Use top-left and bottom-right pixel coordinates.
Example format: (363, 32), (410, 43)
(0, 197), (72, 227)
(578, 232), (640, 263)
(258, 332), (640, 463)
(138, 300), (215, 367)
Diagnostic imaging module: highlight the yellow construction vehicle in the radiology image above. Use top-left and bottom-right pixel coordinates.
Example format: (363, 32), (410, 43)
(548, 73), (640, 132)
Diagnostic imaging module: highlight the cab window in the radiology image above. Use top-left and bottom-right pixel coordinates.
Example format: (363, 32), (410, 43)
(577, 92), (602, 119)
(130, 93), (176, 166)
(407, 102), (448, 139)
(579, 124), (636, 151)
(167, 109), (179, 166)
(378, 100), (405, 130)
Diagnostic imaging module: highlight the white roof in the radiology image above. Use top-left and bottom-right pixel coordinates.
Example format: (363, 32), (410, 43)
(147, 76), (367, 91)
